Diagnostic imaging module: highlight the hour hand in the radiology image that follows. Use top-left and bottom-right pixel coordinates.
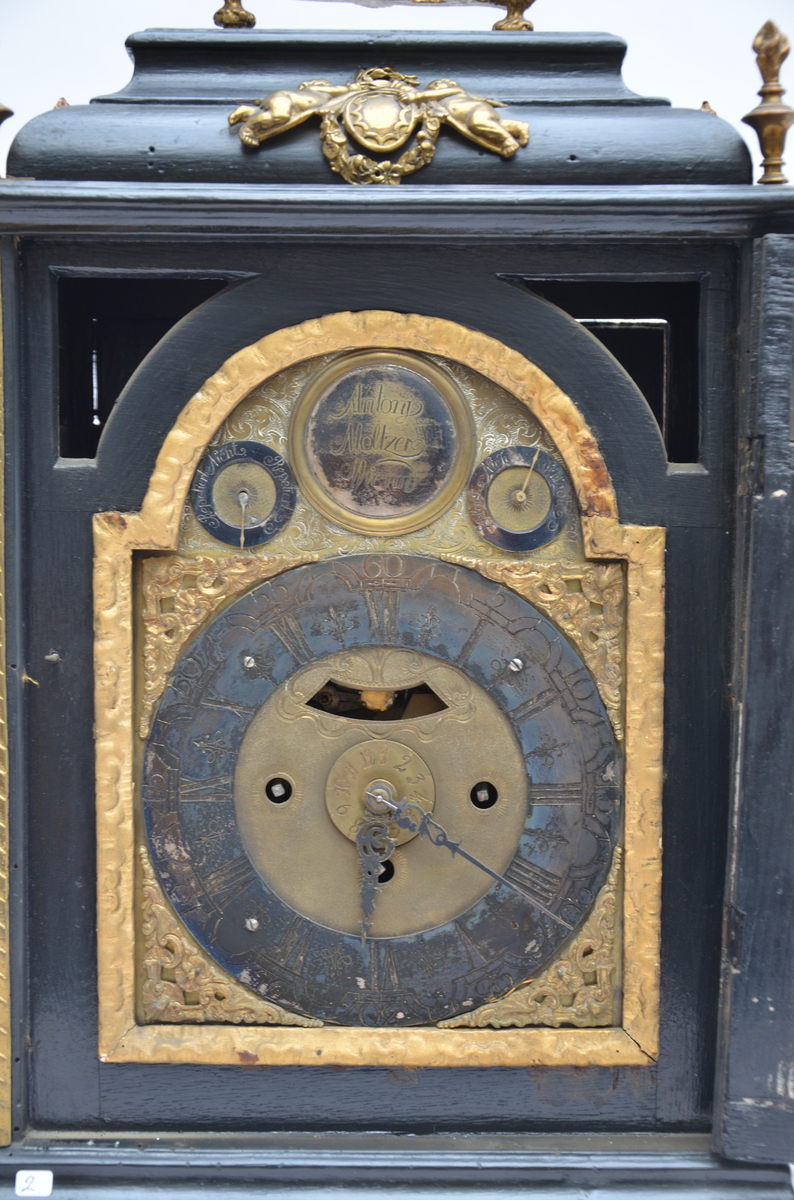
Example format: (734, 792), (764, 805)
(356, 810), (395, 945)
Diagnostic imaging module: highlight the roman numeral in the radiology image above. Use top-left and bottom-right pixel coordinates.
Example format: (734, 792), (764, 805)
(457, 618), (488, 667)
(503, 856), (562, 907)
(202, 696), (256, 720)
(363, 589), (400, 641)
(454, 921), (489, 968)
(382, 945), (400, 992)
(510, 690), (559, 722)
(368, 940), (379, 992)
(266, 614), (313, 665)
(200, 855), (258, 907)
(528, 782), (583, 806)
(270, 915), (313, 975)
(179, 775), (233, 803)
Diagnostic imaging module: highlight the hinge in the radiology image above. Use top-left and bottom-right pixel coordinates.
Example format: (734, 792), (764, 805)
(723, 903), (745, 970)
(737, 436), (764, 498)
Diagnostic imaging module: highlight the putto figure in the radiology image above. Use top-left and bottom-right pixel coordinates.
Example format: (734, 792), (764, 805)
(228, 67), (529, 184)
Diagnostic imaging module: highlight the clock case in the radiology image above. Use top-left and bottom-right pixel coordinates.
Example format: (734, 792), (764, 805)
(0, 18), (792, 1195)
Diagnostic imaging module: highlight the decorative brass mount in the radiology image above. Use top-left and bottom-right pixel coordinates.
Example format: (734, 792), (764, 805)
(489, 0), (535, 31)
(229, 68), (528, 185)
(214, 0), (256, 27)
(743, 21), (793, 185)
(215, 0), (534, 34)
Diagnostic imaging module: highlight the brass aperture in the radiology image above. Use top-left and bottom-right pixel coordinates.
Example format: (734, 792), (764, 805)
(233, 647), (528, 938)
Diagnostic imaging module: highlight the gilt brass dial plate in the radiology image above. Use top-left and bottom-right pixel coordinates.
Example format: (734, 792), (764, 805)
(143, 554), (620, 1027)
(233, 649), (528, 939)
(289, 351), (476, 535)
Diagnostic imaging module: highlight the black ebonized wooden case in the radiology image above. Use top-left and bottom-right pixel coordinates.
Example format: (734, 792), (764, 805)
(0, 22), (793, 1197)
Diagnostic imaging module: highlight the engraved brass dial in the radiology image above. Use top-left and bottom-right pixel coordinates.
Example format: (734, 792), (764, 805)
(467, 445), (576, 553)
(191, 441), (297, 547)
(233, 649), (527, 939)
(143, 555), (620, 1026)
(288, 351), (476, 535)
(324, 740), (435, 847)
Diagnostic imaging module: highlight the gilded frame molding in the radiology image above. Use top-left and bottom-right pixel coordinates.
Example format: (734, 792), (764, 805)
(94, 311), (663, 1068)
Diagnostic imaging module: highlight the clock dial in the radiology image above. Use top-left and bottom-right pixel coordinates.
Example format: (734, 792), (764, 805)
(467, 445), (575, 552)
(288, 351), (476, 535)
(190, 440), (297, 547)
(143, 555), (620, 1027)
(233, 650), (528, 939)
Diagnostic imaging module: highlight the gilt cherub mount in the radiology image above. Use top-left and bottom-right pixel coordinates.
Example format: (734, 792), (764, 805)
(229, 67), (530, 184)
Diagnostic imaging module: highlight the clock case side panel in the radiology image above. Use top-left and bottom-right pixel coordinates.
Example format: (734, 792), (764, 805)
(713, 234), (794, 1164)
(0, 251), (12, 1146)
(94, 310), (662, 1068)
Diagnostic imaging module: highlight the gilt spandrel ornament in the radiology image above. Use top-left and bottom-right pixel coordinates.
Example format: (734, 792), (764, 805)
(229, 68), (529, 185)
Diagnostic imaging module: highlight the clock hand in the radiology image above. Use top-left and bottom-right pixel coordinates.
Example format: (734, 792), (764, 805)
(237, 488), (250, 549)
(381, 796), (573, 933)
(355, 815), (395, 945)
(512, 446), (541, 508)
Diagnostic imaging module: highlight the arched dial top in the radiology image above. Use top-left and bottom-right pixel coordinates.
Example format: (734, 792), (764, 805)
(143, 555), (620, 1028)
(467, 445), (576, 553)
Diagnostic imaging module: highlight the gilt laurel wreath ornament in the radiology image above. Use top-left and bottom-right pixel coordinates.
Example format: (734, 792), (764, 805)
(229, 67), (529, 184)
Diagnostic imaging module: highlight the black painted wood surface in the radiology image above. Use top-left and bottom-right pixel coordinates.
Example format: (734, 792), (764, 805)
(6, 31), (751, 185)
(714, 234), (794, 1165)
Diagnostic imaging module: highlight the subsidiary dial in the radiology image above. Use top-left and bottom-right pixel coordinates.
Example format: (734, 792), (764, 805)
(466, 445), (576, 553)
(191, 440), (297, 548)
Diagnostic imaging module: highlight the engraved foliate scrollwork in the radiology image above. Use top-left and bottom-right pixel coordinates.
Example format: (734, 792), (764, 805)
(139, 553), (318, 737)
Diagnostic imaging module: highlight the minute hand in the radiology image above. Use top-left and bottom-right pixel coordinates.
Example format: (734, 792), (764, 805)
(384, 798), (572, 932)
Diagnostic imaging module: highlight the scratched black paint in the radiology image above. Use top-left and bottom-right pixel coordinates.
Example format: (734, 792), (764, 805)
(143, 554), (620, 1026)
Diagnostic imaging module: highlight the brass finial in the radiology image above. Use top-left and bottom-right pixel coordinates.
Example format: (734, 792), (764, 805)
(743, 21), (794, 184)
(214, 0), (256, 27)
(491, 0), (536, 32)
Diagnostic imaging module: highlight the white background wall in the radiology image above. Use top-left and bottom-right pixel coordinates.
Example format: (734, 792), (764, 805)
(0, 0), (790, 178)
